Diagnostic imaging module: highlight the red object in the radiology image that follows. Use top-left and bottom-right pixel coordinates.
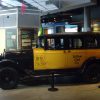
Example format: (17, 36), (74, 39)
(21, 1), (26, 15)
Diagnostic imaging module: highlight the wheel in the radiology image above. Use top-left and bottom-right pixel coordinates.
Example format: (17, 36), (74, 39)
(83, 63), (100, 83)
(0, 67), (19, 90)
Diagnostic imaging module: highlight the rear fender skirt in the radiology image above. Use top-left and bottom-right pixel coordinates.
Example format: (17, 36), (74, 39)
(81, 57), (100, 73)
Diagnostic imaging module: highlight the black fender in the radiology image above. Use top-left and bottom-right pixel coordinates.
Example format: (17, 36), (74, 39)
(0, 59), (18, 70)
(0, 59), (29, 77)
(81, 57), (100, 73)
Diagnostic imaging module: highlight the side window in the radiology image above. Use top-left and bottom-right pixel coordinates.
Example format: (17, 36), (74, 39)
(60, 38), (64, 49)
(85, 37), (97, 48)
(73, 38), (83, 49)
(97, 36), (100, 48)
(37, 37), (44, 48)
(47, 38), (55, 49)
(46, 38), (65, 50)
(41, 39), (45, 47)
(69, 38), (83, 49)
(55, 38), (64, 49)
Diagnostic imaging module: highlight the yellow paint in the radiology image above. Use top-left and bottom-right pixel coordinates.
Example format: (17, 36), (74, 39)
(33, 48), (65, 70)
(85, 49), (100, 59)
(65, 50), (86, 68)
(33, 48), (100, 71)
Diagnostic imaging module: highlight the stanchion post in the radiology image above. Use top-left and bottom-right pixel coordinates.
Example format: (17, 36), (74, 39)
(48, 73), (58, 91)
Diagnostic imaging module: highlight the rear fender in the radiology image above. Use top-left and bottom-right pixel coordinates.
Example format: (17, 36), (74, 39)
(82, 57), (100, 73)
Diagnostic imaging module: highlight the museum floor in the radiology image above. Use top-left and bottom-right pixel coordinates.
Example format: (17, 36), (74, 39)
(0, 76), (100, 100)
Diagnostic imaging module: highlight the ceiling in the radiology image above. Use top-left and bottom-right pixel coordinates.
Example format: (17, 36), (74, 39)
(0, 0), (97, 13)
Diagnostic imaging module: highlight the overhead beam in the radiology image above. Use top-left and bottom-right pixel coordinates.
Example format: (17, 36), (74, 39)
(0, 0), (13, 9)
(16, 0), (38, 9)
(43, 0), (97, 15)
(0, 4), (9, 9)
(32, 0), (49, 11)
(46, 0), (63, 8)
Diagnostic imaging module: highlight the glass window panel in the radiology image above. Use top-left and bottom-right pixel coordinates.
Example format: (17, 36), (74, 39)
(6, 29), (17, 51)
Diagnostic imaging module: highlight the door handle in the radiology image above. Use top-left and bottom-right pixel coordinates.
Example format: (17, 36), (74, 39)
(64, 50), (71, 53)
(64, 50), (66, 53)
(68, 50), (71, 53)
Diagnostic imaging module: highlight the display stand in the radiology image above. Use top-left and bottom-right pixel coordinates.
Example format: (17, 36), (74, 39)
(48, 73), (58, 91)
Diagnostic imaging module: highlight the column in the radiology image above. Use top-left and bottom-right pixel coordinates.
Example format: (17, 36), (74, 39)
(83, 7), (91, 32)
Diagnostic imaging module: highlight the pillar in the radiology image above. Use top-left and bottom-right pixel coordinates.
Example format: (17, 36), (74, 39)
(83, 7), (91, 32)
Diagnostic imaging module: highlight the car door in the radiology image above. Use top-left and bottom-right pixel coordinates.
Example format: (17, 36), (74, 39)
(65, 37), (86, 69)
(34, 37), (66, 70)
(45, 37), (66, 70)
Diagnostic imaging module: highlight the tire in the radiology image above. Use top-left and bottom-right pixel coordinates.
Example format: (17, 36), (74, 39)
(0, 67), (19, 90)
(83, 63), (100, 83)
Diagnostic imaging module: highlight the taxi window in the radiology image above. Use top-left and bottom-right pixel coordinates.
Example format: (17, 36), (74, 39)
(60, 39), (64, 49)
(69, 38), (84, 49)
(73, 38), (83, 49)
(47, 38), (55, 49)
(37, 37), (44, 48)
(85, 37), (97, 48)
(46, 38), (65, 50)
(96, 36), (100, 48)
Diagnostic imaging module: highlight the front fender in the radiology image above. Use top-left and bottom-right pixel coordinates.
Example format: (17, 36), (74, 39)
(0, 59), (18, 68)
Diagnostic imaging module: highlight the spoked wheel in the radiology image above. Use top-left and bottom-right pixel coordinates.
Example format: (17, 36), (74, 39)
(83, 63), (100, 83)
(0, 67), (19, 90)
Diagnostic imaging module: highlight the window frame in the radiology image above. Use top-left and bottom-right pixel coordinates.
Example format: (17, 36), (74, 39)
(66, 36), (85, 50)
(84, 35), (99, 49)
(39, 34), (100, 50)
(43, 35), (68, 50)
